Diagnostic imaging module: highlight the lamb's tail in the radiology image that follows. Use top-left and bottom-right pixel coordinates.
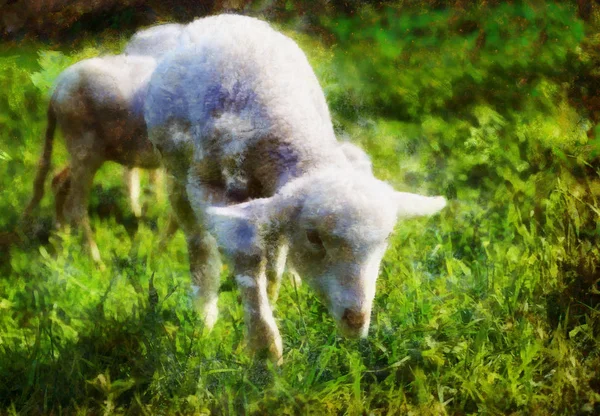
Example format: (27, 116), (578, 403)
(22, 105), (56, 219)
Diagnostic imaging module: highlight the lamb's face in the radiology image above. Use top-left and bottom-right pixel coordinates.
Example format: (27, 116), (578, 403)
(286, 176), (399, 338)
(206, 170), (446, 339)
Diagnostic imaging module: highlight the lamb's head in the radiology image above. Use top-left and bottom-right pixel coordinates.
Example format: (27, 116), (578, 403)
(207, 171), (446, 338)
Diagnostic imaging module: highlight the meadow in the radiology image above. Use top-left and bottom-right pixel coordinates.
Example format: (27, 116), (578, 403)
(1, 2), (600, 414)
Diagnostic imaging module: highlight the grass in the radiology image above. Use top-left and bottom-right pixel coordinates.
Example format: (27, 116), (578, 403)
(1, 2), (600, 414)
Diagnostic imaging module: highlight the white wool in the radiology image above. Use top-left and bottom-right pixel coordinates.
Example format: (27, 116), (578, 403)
(340, 141), (373, 173)
(53, 55), (157, 117)
(145, 14), (336, 152)
(236, 275), (258, 288)
(124, 23), (185, 59)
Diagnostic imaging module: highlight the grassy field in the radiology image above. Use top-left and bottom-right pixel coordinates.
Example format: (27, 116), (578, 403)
(1, 2), (600, 414)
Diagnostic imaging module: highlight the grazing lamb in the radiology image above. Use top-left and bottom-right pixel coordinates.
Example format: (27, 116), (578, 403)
(24, 24), (185, 262)
(144, 14), (446, 362)
(24, 55), (161, 263)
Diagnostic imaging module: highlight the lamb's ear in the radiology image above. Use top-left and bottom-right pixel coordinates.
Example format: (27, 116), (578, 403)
(205, 195), (294, 257)
(394, 192), (447, 218)
(205, 199), (268, 257)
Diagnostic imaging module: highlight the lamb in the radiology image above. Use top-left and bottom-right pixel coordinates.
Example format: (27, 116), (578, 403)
(23, 55), (161, 263)
(144, 14), (446, 362)
(23, 24), (184, 262)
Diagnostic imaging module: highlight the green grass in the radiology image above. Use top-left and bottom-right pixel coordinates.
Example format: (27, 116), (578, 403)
(2, 2), (600, 414)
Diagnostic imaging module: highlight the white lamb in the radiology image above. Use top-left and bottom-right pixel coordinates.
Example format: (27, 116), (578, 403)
(144, 14), (446, 362)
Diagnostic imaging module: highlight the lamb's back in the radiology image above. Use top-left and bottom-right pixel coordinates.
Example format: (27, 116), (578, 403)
(145, 15), (334, 145)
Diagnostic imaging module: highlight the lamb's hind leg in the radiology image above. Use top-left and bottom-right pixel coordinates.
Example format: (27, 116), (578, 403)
(52, 166), (71, 228)
(63, 154), (102, 263)
(168, 177), (221, 330)
(124, 168), (167, 218)
(266, 238), (288, 303)
(124, 167), (142, 218)
(158, 211), (179, 250)
(149, 168), (166, 204)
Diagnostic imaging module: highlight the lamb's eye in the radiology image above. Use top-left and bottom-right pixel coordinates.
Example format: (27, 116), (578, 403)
(306, 229), (324, 248)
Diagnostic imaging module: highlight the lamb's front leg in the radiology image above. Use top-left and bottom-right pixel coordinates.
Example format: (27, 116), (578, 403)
(168, 177), (221, 330)
(235, 254), (283, 364)
(265, 238), (288, 303)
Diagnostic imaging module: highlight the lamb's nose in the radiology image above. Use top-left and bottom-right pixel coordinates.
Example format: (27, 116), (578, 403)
(342, 308), (367, 330)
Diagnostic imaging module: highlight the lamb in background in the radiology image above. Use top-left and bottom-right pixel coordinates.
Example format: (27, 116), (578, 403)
(23, 23), (184, 262)
(23, 55), (160, 263)
(144, 14), (446, 363)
